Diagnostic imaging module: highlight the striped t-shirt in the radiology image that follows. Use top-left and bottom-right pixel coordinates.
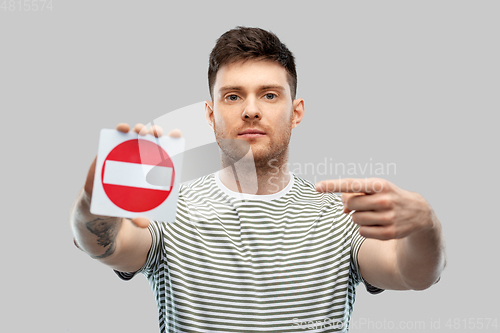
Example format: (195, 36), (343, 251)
(115, 172), (383, 332)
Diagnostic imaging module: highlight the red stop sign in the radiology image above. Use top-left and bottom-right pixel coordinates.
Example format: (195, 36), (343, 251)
(101, 139), (175, 212)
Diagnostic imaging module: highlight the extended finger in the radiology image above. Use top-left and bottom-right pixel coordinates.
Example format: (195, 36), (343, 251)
(130, 217), (150, 229)
(116, 123), (130, 133)
(316, 178), (388, 194)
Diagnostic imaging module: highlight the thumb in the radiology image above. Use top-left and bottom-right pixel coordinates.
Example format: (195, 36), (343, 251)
(84, 156), (97, 197)
(341, 192), (365, 214)
(341, 192), (364, 203)
(131, 217), (150, 228)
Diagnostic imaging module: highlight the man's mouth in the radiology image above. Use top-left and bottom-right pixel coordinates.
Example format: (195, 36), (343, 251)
(238, 129), (266, 138)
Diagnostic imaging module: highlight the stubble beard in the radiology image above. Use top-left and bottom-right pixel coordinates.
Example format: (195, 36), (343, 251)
(214, 121), (292, 177)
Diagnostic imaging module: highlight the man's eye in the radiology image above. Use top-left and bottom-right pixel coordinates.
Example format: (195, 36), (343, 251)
(264, 93), (277, 100)
(226, 95), (239, 101)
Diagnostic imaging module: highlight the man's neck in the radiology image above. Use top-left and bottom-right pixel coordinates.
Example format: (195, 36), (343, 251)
(218, 151), (291, 196)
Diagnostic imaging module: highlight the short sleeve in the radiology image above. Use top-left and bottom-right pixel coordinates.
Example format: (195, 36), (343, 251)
(350, 220), (385, 295)
(114, 220), (164, 281)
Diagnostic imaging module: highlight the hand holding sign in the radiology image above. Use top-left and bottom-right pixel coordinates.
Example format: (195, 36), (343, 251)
(85, 123), (183, 228)
(315, 178), (434, 240)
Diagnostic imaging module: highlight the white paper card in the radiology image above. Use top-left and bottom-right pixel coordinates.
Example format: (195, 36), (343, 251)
(90, 129), (185, 222)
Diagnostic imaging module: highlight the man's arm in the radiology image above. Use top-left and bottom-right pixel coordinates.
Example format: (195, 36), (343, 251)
(70, 187), (152, 273)
(70, 123), (180, 273)
(316, 178), (446, 291)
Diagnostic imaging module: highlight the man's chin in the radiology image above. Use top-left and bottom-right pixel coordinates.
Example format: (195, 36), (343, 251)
(224, 150), (272, 168)
(251, 148), (288, 168)
(218, 137), (288, 169)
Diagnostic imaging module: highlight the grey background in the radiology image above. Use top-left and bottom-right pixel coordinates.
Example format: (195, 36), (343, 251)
(1, 1), (498, 332)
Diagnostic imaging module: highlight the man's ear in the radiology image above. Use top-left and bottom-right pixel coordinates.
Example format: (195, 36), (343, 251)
(205, 101), (214, 129)
(292, 98), (305, 129)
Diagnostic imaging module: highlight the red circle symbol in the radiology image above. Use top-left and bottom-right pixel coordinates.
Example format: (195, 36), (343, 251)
(101, 139), (175, 212)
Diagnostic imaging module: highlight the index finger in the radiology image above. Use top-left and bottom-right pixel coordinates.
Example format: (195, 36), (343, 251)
(315, 178), (386, 194)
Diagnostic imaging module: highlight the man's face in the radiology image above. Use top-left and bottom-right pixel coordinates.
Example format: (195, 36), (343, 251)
(205, 60), (304, 168)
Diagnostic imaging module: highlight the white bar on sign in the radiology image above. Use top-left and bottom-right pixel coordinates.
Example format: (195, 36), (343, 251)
(103, 160), (172, 190)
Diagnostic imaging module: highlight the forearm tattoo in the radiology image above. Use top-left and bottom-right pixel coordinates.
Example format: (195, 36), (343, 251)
(85, 217), (121, 259)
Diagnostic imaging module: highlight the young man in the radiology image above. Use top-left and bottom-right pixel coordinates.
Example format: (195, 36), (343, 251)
(70, 27), (445, 332)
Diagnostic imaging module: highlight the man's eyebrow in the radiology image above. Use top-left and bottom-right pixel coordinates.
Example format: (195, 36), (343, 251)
(218, 86), (243, 94)
(218, 85), (286, 94)
(259, 85), (286, 92)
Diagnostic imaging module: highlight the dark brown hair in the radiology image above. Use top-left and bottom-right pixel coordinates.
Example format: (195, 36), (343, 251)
(208, 26), (297, 100)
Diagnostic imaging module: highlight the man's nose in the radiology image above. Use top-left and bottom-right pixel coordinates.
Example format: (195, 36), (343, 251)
(241, 97), (262, 121)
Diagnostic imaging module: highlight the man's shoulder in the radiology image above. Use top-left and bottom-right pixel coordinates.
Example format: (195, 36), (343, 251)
(292, 174), (339, 194)
(291, 174), (344, 205)
(178, 173), (219, 203)
(291, 174), (316, 190)
(179, 173), (216, 191)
